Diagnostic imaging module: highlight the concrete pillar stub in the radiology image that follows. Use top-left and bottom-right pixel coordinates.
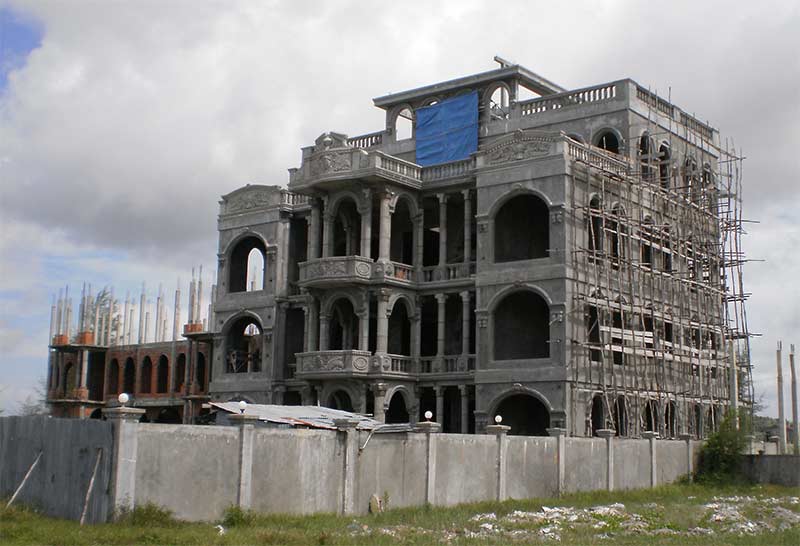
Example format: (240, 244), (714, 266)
(229, 414), (259, 509)
(642, 431), (658, 487)
(229, 413), (261, 426)
(103, 406), (145, 518)
(679, 432), (693, 480)
(333, 418), (361, 430)
(547, 427), (567, 496)
(486, 424), (510, 435)
(596, 429), (615, 491)
(414, 421), (442, 434)
(334, 418), (360, 514)
(547, 427), (567, 437)
(486, 424), (509, 501)
(414, 420), (440, 506)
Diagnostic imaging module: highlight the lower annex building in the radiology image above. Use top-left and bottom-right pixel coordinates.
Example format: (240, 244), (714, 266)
(46, 59), (753, 438)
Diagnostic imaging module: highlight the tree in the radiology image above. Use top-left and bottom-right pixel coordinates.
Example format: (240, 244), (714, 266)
(16, 377), (50, 416)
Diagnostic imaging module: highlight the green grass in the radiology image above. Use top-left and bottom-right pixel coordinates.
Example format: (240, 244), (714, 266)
(2, 483), (798, 545)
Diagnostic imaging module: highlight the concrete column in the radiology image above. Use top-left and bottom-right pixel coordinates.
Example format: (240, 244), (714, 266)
(777, 342), (787, 454)
(333, 418), (361, 515)
(597, 429), (615, 491)
(376, 290), (389, 354)
(360, 191), (372, 259)
(308, 299), (319, 352)
(373, 383), (386, 423)
(435, 386), (444, 425)
(460, 291), (470, 356)
(358, 305), (370, 352)
(78, 349), (90, 389)
(307, 200), (321, 260)
(642, 431), (658, 487)
(229, 413), (259, 509)
(462, 189), (472, 265)
(486, 424), (510, 501)
(437, 193), (448, 269)
(679, 432), (693, 481)
(319, 313), (329, 351)
(435, 294), (446, 359)
(459, 385), (469, 433)
(548, 427), (567, 496)
(414, 210), (424, 271)
(412, 306), (422, 361)
(103, 406), (145, 517)
(414, 420), (441, 505)
(322, 212), (334, 258)
(790, 345), (798, 455)
(377, 190), (392, 261)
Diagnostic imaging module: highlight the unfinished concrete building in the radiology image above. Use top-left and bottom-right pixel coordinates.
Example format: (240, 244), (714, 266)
(46, 59), (752, 437)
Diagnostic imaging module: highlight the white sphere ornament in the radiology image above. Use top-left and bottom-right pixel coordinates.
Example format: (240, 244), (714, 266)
(424, 410), (433, 421)
(118, 393), (129, 406)
(494, 414), (503, 424)
(238, 400), (247, 414)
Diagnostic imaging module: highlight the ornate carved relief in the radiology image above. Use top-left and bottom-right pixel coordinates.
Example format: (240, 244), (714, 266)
(310, 151), (352, 176)
(226, 190), (275, 213)
(484, 130), (555, 165)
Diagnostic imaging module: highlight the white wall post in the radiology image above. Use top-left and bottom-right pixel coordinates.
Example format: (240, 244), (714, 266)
(486, 424), (510, 501)
(103, 406), (145, 518)
(597, 429), (615, 491)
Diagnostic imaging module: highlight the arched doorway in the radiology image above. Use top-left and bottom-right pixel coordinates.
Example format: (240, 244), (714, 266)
(156, 355), (169, 393)
(590, 395), (605, 436)
(493, 290), (550, 360)
(174, 353), (186, 393)
(329, 298), (358, 350)
(229, 236), (267, 293)
(140, 357), (153, 394)
(226, 316), (262, 373)
(387, 301), (411, 356)
(642, 399), (658, 433)
(108, 359), (120, 395)
(385, 391), (410, 424)
(494, 393), (550, 436)
(327, 390), (354, 412)
(390, 198), (414, 265)
(494, 194), (549, 262)
(196, 352), (206, 392)
(613, 396), (628, 436)
(123, 357), (135, 394)
(595, 130), (620, 154)
(332, 198), (362, 257)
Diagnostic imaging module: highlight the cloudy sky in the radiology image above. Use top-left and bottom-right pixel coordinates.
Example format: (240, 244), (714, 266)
(1, 0), (798, 416)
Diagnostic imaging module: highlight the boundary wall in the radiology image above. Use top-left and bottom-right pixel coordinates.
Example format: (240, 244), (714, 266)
(1, 414), (704, 522)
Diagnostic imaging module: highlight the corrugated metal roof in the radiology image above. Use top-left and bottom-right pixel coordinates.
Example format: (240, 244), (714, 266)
(211, 402), (393, 431)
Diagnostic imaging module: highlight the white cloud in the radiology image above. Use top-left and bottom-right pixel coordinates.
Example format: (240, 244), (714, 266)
(0, 0), (798, 418)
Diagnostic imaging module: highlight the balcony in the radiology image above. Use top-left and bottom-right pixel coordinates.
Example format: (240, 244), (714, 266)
(298, 256), (373, 287)
(419, 355), (476, 375)
(295, 350), (372, 377)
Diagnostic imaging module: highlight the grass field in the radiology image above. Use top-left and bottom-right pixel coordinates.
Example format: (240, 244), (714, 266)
(2, 483), (798, 545)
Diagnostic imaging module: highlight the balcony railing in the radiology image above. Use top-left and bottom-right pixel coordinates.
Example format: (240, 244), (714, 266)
(347, 130), (385, 149)
(421, 157), (475, 182)
(295, 350), (372, 375)
(418, 355), (476, 374)
(388, 354), (414, 373)
(420, 262), (475, 282)
(519, 82), (618, 118)
(299, 256), (373, 285)
(389, 261), (415, 282)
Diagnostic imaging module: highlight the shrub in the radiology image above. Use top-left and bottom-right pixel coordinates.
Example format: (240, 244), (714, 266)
(221, 505), (257, 527)
(695, 410), (748, 483)
(116, 502), (177, 526)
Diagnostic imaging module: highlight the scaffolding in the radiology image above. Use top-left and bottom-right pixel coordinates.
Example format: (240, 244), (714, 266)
(567, 90), (753, 439)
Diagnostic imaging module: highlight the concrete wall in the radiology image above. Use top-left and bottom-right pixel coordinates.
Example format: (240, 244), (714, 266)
(0, 416), (113, 523)
(739, 455), (800, 487)
(3, 416), (701, 522)
(135, 424), (239, 521)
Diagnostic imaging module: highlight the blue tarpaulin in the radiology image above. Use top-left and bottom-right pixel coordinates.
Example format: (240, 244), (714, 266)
(415, 91), (478, 166)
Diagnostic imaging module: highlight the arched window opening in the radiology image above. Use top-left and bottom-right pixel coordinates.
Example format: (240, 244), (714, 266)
(156, 355), (169, 393)
(488, 85), (510, 120)
(607, 205), (626, 266)
(196, 352), (206, 392)
(63, 362), (76, 397)
(385, 392), (410, 424)
(327, 390), (354, 412)
(641, 218), (653, 268)
(642, 400), (658, 433)
(706, 406), (719, 435)
(494, 394), (550, 436)
(693, 404), (703, 439)
(140, 357), (153, 394)
(586, 304), (602, 362)
(665, 401), (677, 438)
(683, 157), (698, 202)
(390, 199), (414, 266)
(567, 133), (585, 144)
(88, 354), (105, 401)
(246, 249), (264, 291)
(394, 107), (413, 141)
(387, 302), (411, 356)
(494, 194), (549, 262)
(329, 298), (359, 350)
(659, 144), (671, 189)
(590, 395), (606, 436)
(639, 133), (656, 182)
(613, 396), (628, 436)
(174, 353), (186, 393)
(123, 357), (135, 394)
(587, 197), (604, 258)
(229, 236), (267, 293)
(332, 198), (362, 257)
(595, 131), (620, 154)
(611, 298), (626, 366)
(226, 317), (262, 373)
(661, 226), (673, 272)
(493, 290), (549, 360)
(701, 164), (715, 210)
(108, 359), (120, 395)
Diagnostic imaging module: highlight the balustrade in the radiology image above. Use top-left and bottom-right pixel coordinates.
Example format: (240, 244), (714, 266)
(519, 83), (618, 117)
